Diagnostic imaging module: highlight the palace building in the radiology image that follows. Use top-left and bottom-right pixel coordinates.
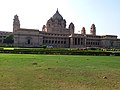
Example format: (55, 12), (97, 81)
(1, 9), (120, 48)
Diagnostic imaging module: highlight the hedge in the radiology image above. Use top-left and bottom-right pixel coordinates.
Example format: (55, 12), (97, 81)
(0, 48), (120, 56)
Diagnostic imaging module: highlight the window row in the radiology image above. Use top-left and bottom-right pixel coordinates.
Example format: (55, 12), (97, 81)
(43, 33), (68, 36)
(86, 42), (100, 45)
(43, 40), (67, 44)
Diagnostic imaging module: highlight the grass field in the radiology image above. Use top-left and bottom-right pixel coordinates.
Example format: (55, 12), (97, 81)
(0, 54), (120, 90)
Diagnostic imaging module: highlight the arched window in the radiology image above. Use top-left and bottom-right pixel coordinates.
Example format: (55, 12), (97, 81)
(28, 39), (30, 44)
(49, 24), (50, 27)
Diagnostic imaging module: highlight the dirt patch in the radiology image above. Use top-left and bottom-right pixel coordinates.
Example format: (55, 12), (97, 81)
(32, 62), (37, 65)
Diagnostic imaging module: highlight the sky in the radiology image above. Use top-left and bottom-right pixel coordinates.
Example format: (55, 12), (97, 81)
(0, 0), (120, 37)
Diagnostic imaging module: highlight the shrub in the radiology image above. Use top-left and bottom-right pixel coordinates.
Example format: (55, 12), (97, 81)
(0, 47), (120, 56)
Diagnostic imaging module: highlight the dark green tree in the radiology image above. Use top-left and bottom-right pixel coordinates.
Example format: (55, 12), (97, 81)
(3, 35), (14, 44)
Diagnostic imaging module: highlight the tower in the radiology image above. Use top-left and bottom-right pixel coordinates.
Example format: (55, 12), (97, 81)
(13, 15), (20, 33)
(81, 27), (86, 35)
(69, 22), (74, 34)
(90, 24), (96, 35)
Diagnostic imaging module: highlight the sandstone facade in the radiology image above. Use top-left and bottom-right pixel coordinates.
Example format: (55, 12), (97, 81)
(1, 9), (120, 48)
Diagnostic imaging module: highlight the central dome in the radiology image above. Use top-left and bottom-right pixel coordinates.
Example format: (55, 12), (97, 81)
(52, 9), (63, 21)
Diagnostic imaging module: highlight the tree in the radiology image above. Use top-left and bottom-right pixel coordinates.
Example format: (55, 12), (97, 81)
(3, 35), (14, 44)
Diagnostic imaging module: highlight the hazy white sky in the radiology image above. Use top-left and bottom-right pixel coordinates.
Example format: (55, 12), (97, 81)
(0, 0), (120, 37)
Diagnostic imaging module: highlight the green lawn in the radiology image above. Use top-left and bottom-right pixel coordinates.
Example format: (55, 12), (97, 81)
(0, 54), (120, 90)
